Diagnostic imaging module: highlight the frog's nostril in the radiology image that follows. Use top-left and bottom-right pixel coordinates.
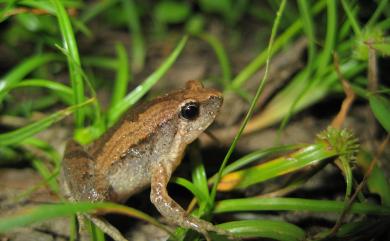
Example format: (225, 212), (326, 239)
(209, 95), (223, 105)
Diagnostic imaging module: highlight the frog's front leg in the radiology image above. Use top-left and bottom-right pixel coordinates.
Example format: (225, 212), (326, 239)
(150, 161), (229, 240)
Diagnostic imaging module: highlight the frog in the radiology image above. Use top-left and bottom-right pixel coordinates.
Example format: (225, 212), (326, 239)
(61, 80), (228, 241)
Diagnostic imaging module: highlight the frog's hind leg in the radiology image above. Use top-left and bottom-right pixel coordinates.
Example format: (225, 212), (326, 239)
(62, 140), (107, 201)
(85, 214), (129, 241)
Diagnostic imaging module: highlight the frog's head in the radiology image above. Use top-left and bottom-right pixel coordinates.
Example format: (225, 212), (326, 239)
(176, 80), (223, 144)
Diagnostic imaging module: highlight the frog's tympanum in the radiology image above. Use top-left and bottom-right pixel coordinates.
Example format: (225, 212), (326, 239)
(61, 80), (227, 241)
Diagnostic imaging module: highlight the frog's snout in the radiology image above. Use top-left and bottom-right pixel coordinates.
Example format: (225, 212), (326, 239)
(209, 93), (223, 109)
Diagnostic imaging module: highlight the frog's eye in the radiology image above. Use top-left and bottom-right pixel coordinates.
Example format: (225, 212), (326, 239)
(180, 102), (199, 120)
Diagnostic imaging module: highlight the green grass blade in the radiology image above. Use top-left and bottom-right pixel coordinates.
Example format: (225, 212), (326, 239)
(121, 0), (145, 72)
(0, 98), (94, 147)
(214, 197), (390, 215)
(107, 36), (188, 126)
(231, 19), (301, 89)
(51, 0), (85, 127)
(13, 79), (73, 96)
(0, 0), (16, 22)
(218, 142), (335, 190)
(173, 177), (209, 205)
(220, 127), (358, 191)
(369, 94), (390, 132)
(278, 0), (337, 134)
(80, 0), (116, 23)
(198, 33), (231, 87)
(110, 43), (130, 109)
(340, 0), (361, 36)
(297, 0), (316, 68)
(0, 54), (60, 102)
(189, 146), (210, 207)
(0, 202), (169, 234)
(217, 220), (305, 241)
(211, 0), (288, 203)
(367, 0), (389, 28)
(207, 145), (301, 185)
(338, 156), (353, 200)
(357, 151), (390, 206)
(82, 56), (118, 69)
(6, 79), (74, 104)
(315, 0), (337, 78)
(31, 159), (59, 194)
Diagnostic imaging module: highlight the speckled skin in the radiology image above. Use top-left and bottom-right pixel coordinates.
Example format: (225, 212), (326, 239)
(61, 81), (227, 241)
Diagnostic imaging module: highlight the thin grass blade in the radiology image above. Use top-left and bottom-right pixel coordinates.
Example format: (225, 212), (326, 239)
(214, 197), (390, 215)
(0, 98), (94, 147)
(107, 36), (188, 126)
(217, 220), (305, 241)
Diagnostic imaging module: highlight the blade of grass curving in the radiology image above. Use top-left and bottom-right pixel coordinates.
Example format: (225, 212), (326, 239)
(17, 0), (82, 13)
(315, 0), (337, 79)
(0, 54), (60, 102)
(198, 33), (231, 88)
(121, 0), (145, 72)
(31, 159), (59, 194)
(107, 36), (188, 126)
(54, 44), (105, 141)
(334, 157), (353, 201)
(0, 202), (170, 234)
(217, 142), (336, 191)
(69, 215), (77, 241)
(173, 177), (209, 206)
(210, 0), (287, 203)
(340, 0), (362, 36)
(80, 0), (116, 23)
(207, 144), (301, 186)
(216, 220), (305, 241)
(219, 127), (358, 191)
(0, 0), (16, 22)
(0, 98), (94, 147)
(297, 0), (316, 70)
(214, 197), (390, 215)
(369, 94), (390, 132)
(88, 219), (106, 241)
(72, 19), (92, 38)
(82, 56), (118, 69)
(51, 0), (85, 127)
(357, 151), (390, 206)
(188, 145), (210, 208)
(13, 79), (73, 96)
(367, 0), (389, 28)
(110, 43), (130, 110)
(21, 137), (61, 167)
(7, 79), (74, 104)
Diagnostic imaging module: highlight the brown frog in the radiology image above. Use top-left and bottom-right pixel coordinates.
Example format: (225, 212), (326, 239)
(61, 80), (228, 241)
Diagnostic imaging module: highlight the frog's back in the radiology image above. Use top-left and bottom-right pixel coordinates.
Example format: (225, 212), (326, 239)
(89, 95), (182, 172)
